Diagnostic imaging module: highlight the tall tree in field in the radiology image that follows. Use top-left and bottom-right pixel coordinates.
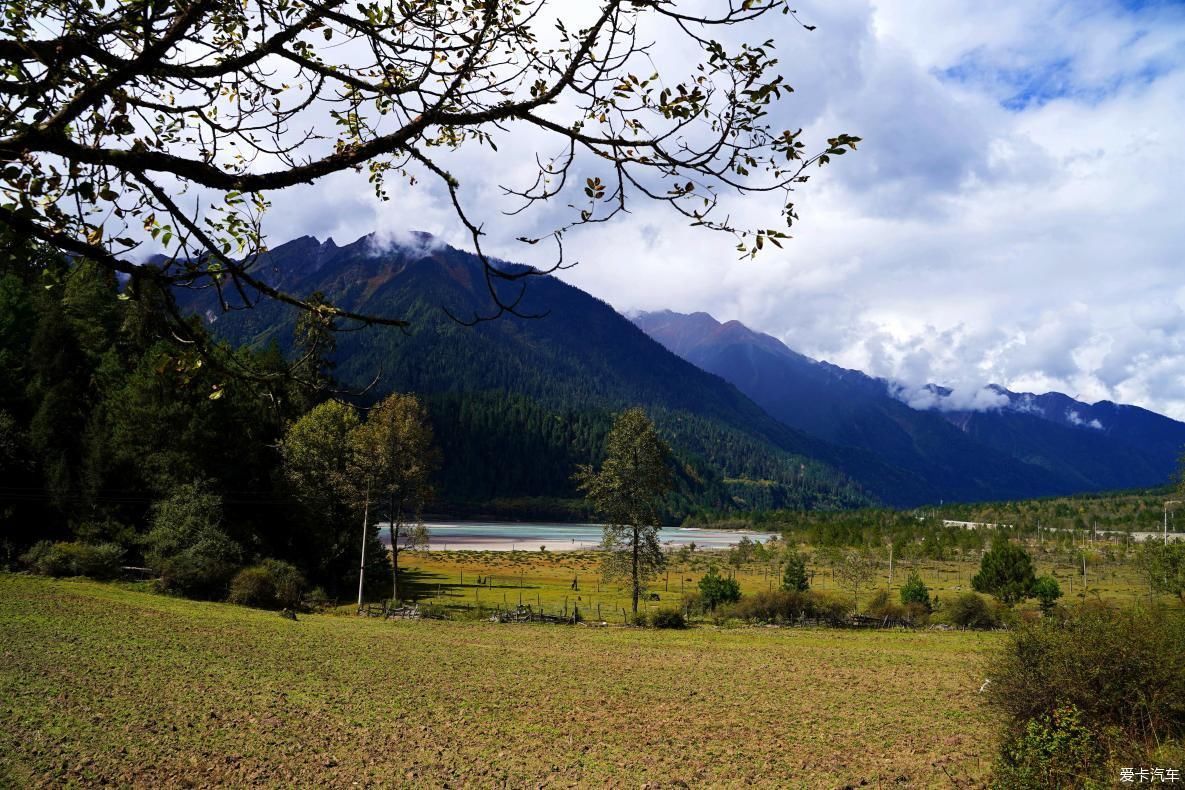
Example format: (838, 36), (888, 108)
(576, 408), (674, 615)
(349, 394), (437, 604)
(279, 400), (366, 598)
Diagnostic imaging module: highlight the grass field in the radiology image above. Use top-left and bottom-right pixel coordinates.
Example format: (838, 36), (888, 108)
(1, 573), (1001, 787)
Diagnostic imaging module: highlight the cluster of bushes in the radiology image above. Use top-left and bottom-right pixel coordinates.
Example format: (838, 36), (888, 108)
(21, 541), (124, 580)
(227, 560), (305, 610)
(631, 609), (687, 629)
(987, 606), (1185, 786)
(20, 538), (309, 612)
(17, 483), (312, 612)
(719, 589), (849, 624)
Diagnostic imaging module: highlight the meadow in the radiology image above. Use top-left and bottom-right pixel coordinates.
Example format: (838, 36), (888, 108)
(395, 539), (1165, 621)
(0, 574), (1000, 787)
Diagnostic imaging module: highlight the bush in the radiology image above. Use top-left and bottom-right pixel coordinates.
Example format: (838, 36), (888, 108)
(994, 705), (1101, 789)
(650, 609), (686, 629)
(228, 559), (305, 609)
(946, 592), (997, 629)
(865, 589), (908, 621)
(698, 566), (740, 610)
(21, 540), (124, 580)
(303, 586), (332, 611)
(144, 483), (242, 598)
(986, 607), (1185, 785)
(899, 570), (931, 611)
(721, 589), (845, 624)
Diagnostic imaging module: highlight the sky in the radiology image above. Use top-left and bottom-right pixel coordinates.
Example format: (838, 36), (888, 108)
(262, 0), (1185, 419)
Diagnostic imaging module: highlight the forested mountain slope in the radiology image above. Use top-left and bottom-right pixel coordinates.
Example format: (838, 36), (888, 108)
(174, 234), (930, 512)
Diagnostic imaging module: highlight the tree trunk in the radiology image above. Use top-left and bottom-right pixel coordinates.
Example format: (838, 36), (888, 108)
(389, 493), (399, 604)
(357, 483), (370, 612)
(631, 524), (640, 615)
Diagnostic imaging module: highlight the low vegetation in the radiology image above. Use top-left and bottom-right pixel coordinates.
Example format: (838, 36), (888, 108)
(986, 605), (1185, 786)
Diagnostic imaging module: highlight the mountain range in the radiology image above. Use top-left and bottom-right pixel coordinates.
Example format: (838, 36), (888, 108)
(632, 310), (1185, 504)
(173, 234), (904, 514)
(173, 232), (1185, 512)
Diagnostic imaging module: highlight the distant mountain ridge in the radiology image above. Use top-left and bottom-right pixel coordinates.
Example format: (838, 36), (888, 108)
(633, 309), (1185, 502)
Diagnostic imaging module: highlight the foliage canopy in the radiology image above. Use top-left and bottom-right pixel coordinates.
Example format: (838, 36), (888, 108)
(972, 538), (1037, 605)
(0, 0), (858, 345)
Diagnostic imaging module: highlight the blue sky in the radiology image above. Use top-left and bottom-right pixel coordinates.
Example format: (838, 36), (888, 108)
(268, 0), (1185, 418)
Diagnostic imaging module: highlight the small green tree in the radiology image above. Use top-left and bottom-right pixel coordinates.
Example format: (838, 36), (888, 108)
(973, 539), (1037, 605)
(698, 566), (741, 611)
(899, 570), (931, 611)
(782, 548), (809, 592)
(1032, 576), (1062, 614)
(831, 550), (877, 612)
(575, 408), (675, 615)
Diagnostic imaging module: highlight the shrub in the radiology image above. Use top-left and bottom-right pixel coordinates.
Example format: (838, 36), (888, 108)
(903, 601), (931, 625)
(781, 548), (809, 592)
(808, 592), (849, 622)
(993, 704), (1101, 789)
(946, 592), (997, 629)
(722, 590), (845, 624)
(303, 586), (332, 611)
(21, 540), (124, 580)
(680, 589), (705, 616)
(986, 607), (1185, 785)
(1032, 575), (1062, 614)
(972, 539), (1036, 605)
(865, 589), (908, 621)
(698, 566), (740, 611)
(899, 570), (931, 611)
(228, 560), (305, 609)
(650, 609), (686, 629)
(144, 483), (243, 598)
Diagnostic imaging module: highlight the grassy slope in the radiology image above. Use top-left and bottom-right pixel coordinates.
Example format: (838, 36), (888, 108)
(0, 574), (999, 788)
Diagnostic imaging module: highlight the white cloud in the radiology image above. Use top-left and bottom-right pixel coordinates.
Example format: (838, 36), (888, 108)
(249, 0), (1185, 421)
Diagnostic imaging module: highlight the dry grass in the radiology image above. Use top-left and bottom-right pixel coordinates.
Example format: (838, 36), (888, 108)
(0, 573), (1000, 787)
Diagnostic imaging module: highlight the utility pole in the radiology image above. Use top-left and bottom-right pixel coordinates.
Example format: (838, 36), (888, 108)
(357, 479), (371, 612)
(1165, 501), (1182, 546)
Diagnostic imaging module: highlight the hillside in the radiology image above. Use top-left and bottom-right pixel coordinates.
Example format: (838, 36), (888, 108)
(173, 234), (919, 513)
(634, 310), (1185, 504)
